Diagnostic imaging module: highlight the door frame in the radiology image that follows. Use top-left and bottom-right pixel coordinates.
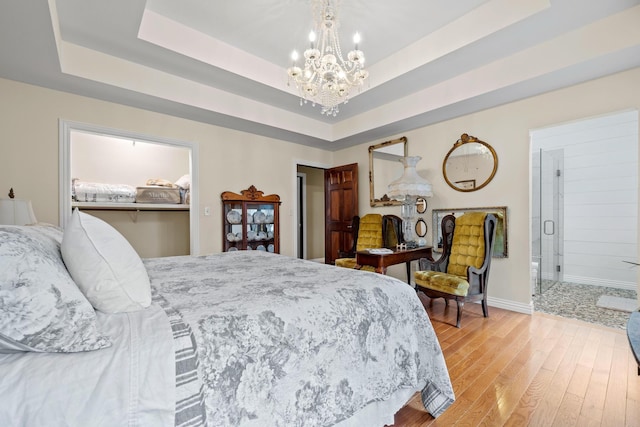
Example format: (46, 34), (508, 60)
(293, 159), (331, 259)
(297, 172), (307, 259)
(59, 119), (200, 255)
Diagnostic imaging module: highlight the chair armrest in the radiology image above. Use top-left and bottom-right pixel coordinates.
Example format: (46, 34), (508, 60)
(418, 254), (446, 272)
(468, 264), (488, 276)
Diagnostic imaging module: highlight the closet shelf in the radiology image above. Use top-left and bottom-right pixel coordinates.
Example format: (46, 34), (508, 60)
(72, 202), (189, 211)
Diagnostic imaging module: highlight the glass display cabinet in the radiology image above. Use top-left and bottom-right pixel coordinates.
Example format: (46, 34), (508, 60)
(221, 185), (280, 253)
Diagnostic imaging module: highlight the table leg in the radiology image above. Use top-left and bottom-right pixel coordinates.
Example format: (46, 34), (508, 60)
(405, 261), (411, 285)
(375, 266), (388, 275)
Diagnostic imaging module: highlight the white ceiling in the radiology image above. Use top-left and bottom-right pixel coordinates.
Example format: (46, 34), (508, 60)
(1, 0), (640, 151)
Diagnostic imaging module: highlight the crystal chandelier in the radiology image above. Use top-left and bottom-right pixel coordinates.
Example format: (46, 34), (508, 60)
(287, 0), (369, 117)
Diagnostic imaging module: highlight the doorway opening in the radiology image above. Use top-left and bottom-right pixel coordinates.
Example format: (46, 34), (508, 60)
(296, 164), (326, 262)
(530, 110), (638, 327)
(59, 120), (200, 256)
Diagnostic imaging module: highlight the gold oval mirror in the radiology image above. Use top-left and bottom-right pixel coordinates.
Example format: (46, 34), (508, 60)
(416, 197), (427, 214)
(443, 133), (498, 192)
(415, 218), (427, 237)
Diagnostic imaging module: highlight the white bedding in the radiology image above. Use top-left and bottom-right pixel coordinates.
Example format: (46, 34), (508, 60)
(145, 251), (455, 426)
(0, 304), (175, 426)
(72, 180), (137, 203)
(1, 235), (454, 426)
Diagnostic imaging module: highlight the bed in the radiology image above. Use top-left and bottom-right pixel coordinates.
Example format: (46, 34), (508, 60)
(0, 212), (454, 426)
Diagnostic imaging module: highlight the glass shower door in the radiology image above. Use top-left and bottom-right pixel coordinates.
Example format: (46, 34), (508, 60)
(533, 148), (563, 294)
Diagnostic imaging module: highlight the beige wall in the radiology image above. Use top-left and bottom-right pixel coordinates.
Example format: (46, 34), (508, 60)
(2, 67), (640, 311)
(0, 77), (332, 258)
(336, 67), (640, 311)
(71, 132), (190, 186)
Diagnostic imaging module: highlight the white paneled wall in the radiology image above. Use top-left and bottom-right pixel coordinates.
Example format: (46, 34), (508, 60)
(532, 110), (639, 290)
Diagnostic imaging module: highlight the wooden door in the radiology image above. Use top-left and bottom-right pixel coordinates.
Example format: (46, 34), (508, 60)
(324, 163), (358, 264)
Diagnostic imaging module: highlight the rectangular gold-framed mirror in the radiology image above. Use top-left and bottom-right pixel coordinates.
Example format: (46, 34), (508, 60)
(369, 136), (408, 207)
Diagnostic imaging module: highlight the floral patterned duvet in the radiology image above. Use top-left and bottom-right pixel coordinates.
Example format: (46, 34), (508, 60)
(144, 251), (454, 426)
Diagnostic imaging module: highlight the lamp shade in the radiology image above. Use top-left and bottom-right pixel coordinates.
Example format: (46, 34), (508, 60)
(0, 198), (38, 225)
(387, 156), (433, 200)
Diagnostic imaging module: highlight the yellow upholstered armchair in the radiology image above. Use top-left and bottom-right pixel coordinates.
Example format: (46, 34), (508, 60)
(335, 214), (403, 271)
(414, 212), (497, 327)
(335, 214), (383, 271)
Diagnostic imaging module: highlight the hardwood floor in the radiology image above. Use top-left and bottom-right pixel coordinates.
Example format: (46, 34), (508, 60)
(392, 295), (640, 426)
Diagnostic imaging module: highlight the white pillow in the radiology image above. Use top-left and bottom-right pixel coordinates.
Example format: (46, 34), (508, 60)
(174, 174), (191, 190)
(0, 224), (111, 353)
(61, 209), (151, 313)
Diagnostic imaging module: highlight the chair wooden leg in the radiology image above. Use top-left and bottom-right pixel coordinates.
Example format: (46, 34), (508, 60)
(481, 298), (489, 318)
(455, 300), (464, 328)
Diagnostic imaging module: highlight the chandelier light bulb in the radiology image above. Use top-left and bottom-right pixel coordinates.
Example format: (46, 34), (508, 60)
(286, 0), (369, 117)
(291, 50), (299, 62)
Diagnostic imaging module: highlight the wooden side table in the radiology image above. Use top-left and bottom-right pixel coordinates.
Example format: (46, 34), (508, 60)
(355, 246), (433, 284)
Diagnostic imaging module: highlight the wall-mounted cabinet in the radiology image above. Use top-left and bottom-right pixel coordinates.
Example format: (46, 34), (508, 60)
(221, 185), (280, 253)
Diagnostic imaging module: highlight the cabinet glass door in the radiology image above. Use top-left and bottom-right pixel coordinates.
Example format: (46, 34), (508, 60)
(246, 202), (276, 252)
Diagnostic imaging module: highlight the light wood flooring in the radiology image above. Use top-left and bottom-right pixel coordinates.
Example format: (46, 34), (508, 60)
(392, 295), (640, 426)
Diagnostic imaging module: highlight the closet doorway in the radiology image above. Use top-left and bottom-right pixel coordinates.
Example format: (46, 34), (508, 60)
(59, 120), (200, 257)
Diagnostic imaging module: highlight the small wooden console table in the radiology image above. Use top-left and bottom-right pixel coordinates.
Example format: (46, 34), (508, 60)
(355, 246), (433, 284)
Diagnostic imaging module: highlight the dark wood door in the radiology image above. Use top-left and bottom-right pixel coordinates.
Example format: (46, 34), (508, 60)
(324, 163), (358, 264)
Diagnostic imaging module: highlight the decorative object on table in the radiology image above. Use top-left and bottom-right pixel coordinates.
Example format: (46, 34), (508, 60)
(443, 133), (498, 192)
(387, 156), (433, 247)
(0, 188), (38, 225)
(286, 0), (368, 117)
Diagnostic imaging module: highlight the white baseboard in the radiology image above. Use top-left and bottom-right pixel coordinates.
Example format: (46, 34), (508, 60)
(562, 275), (636, 291)
(487, 296), (534, 315)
